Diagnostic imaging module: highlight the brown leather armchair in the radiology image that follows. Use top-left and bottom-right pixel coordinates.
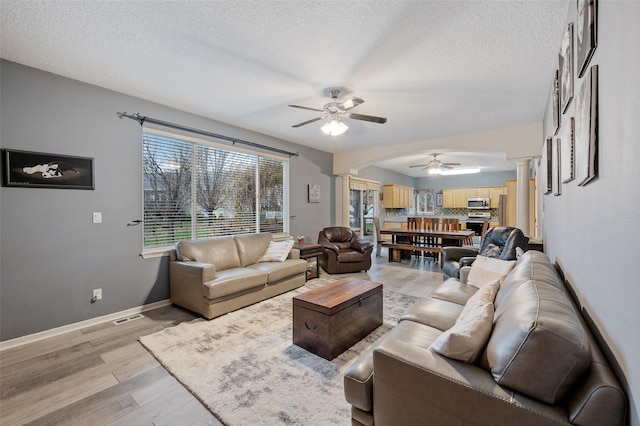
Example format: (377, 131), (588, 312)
(317, 227), (374, 274)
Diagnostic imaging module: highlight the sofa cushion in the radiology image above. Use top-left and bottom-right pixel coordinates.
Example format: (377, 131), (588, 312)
(486, 253), (591, 404)
(259, 239), (294, 263)
(467, 255), (515, 288)
(337, 249), (366, 263)
(429, 278), (478, 305)
(177, 236), (241, 271)
(430, 301), (494, 363)
(250, 259), (307, 283)
(400, 298), (463, 331)
(235, 233), (273, 266)
(203, 268), (267, 300)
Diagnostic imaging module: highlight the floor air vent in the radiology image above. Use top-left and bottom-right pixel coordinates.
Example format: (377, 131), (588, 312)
(113, 313), (145, 325)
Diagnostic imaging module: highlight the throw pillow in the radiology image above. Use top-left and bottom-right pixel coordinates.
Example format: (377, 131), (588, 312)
(430, 301), (494, 363)
(467, 255), (516, 288)
(457, 279), (500, 322)
(259, 239), (294, 262)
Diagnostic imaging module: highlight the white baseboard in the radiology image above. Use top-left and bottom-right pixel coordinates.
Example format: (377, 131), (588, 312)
(0, 299), (172, 352)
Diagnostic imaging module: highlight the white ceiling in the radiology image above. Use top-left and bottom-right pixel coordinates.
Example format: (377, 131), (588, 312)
(0, 0), (569, 176)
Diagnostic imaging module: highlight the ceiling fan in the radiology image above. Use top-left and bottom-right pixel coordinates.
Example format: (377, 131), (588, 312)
(289, 89), (387, 136)
(409, 153), (461, 175)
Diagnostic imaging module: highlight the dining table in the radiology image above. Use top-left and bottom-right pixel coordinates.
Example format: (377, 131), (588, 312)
(380, 228), (475, 263)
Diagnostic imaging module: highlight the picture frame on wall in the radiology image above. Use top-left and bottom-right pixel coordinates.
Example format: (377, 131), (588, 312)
(559, 23), (574, 113)
(543, 137), (553, 194)
(575, 65), (599, 186)
(551, 69), (561, 135)
(552, 138), (562, 196)
(577, 0), (597, 78)
(560, 117), (575, 183)
(1, 149), (95, 190)
(307, 184), (320, 203)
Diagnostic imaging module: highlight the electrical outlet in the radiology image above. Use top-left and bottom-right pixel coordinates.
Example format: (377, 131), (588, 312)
(92, 212), (102, 224)
(92, 288), (102, 302)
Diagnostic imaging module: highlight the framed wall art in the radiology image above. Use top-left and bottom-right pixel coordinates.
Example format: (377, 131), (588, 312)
(559, 23), (574, 113)
(1, 149), (95, 190)
(543, 137), (553, 194)
(552, 137), (562, 196)
(551, 69), (561, 135)
(560, 117), (575, 183)
(577, 0), (597, 78)
(575, 65), (599, 186)
(307, 184), (320, 203)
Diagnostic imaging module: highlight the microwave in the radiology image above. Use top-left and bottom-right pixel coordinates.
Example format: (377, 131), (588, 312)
(467, 197), (490, 209)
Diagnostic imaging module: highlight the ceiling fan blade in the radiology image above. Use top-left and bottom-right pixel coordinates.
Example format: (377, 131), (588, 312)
(409, 163), (432, 168)
(288, 104), (324, 112)
(347, 113), (387, 124)
(441, 165), (455, 170)
(292, 117), (323, 128)
(442, 162), (461, 166)
(340, 97), (364, 111)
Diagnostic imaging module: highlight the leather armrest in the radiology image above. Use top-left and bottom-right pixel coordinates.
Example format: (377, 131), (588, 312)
(321, 243), (340, 254)
(459, 256), (477, 267)
(351, 239), (374, 253)
(288, 248), (300, 260)
(460, 266), (472, 284)
(170, 261), (217, 282)
(441, 246), (479, 263)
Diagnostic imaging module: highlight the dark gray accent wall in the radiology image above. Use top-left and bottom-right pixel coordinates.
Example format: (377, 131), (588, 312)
(0, 60), (333, 340)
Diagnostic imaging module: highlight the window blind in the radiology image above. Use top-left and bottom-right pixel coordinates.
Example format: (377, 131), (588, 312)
(142, 131), (288, 251)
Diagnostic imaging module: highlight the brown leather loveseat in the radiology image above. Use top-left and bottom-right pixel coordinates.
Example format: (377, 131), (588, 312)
(317, 226), (374, 274)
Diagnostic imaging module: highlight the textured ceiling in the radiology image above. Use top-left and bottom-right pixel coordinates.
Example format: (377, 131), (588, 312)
(0, 0), (569, 175)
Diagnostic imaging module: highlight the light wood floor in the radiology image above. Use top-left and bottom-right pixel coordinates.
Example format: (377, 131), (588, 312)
(0, 250), (443, 425)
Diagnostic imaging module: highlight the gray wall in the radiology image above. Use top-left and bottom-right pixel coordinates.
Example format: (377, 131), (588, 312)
(541, 3), (640, 424)
(0, 60), (333, 340)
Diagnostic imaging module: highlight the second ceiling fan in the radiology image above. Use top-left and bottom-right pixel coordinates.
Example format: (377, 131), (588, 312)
(410, 153), (461, 174)
(289, 89), (387, 136)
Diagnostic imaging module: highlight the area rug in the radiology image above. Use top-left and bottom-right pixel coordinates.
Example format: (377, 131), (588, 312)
(139, 277), (419, 425)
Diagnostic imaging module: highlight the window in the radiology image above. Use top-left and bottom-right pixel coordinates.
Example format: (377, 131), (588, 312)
(142, 129), (288, 251)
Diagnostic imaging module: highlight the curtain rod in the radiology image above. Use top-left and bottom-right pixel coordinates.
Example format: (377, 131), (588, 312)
(117, 112), (299, 158)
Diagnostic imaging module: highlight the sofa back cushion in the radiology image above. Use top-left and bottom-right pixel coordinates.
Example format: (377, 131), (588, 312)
(234, 233), (273, 266)
(177, 236), (241, 271)
(486, 251), (591, 404)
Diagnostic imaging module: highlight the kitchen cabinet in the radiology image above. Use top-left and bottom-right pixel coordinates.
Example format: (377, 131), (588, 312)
(442, 188), (467, 208)
(490, 187), (506, 208)
(383, 184), (414, 208)
(443, 186), (505, 209)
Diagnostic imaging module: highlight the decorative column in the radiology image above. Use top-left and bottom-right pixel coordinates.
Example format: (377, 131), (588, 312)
(516, 159), (531, 235)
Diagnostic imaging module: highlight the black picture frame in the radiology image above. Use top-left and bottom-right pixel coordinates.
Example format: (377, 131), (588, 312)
(559, 23), (574, 113)
(553, 137), (562, 196)
(543, 137), (553, 195)
(1, 149), (95, 190)
(551, 69), (561, 135)
(560, 117), (575, 183)
(577, 0), (597, 78)
(575, 65), (599, 186)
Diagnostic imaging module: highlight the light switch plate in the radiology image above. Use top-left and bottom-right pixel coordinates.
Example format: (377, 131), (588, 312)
(92, 212), (102, 224)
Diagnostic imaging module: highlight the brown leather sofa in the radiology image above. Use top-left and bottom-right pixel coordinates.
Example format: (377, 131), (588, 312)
(344, 251), (627, 425)
(317, 226), (374, 274)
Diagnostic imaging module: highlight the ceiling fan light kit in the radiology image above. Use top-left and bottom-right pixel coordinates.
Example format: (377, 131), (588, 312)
(321, 118), (349, 136)
(289, 89), (386, 137)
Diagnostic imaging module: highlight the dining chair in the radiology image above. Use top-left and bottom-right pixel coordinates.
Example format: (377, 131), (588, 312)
(373, 217), (392, 257)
